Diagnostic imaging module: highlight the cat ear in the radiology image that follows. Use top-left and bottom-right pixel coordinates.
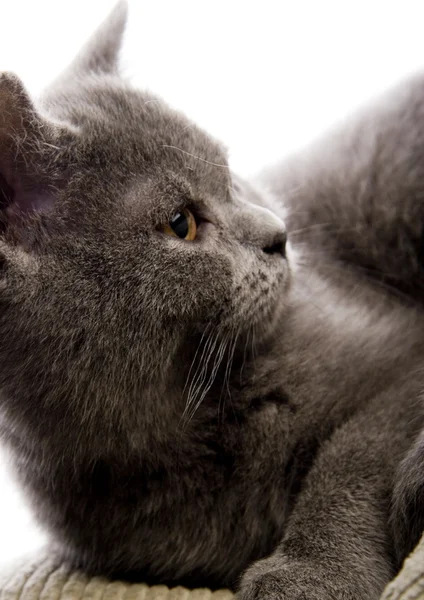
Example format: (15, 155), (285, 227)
(0, 73), (37, 149)
(0, 73), (64, 245)
(63, 1), (128, 78)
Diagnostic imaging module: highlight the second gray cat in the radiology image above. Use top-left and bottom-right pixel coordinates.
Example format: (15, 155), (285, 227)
(1, 4), (424, 600)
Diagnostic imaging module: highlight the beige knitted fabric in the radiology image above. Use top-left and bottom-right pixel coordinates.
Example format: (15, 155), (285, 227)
(0, 554), (233, 600)
(380, 534), (424, 600)
(1, 538), (424, 600)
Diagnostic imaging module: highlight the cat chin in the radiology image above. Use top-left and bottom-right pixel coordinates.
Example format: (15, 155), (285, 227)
(252, 292), (291, 345)
(231, 272), (291, 345)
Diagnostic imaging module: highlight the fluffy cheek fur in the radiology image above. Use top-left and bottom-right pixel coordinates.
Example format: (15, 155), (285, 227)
(223, 243), (291, 337)
(0, 232), (234, 397)
(143, 228), (290, 337)
(141, 236), (234, 324)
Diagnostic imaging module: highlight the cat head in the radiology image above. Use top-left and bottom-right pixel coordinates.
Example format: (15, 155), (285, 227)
(0, 2), (289, 457)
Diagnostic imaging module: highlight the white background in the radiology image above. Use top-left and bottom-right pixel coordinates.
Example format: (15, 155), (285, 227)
(0, 0), (424, 565)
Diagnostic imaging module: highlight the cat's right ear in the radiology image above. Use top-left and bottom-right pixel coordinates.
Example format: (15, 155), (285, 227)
(60, 1), (128, 79)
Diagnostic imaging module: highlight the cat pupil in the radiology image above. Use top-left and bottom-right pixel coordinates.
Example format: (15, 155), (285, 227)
(170, 212), (189, 238)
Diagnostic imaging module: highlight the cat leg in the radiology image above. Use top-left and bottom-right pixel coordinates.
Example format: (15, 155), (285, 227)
(391, 428), (424, 566)
(237, 390), (418, 600)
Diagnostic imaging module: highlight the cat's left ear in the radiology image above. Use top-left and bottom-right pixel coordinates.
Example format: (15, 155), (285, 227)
(0, 73), (71, 249)
(60, 1), (128, 79)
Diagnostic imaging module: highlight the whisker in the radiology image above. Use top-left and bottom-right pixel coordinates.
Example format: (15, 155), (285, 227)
(217, 327), (239, 422)
(240, 326), (251, 386)
(184, 330), (219, 418)
(293, 276), (327, 314)
(225, 327), (239, 399)
(295, 256), (421, 306)
(161, 145), (230, 169)
(251, 325), (258, 369)
(217, 331), (232, 423)
(182, 330), (217, 422)
(289, 226), (366, 241)
(319, 261), (421, 304)
(294, 246), (336, 256)
(187, 334), (229, 424)
(288, 223), (336, 236)
(182, 322), (212, 397)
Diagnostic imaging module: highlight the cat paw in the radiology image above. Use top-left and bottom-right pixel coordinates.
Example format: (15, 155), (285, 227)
(239, 569), (323, 600)
(238, 557), (357, 600)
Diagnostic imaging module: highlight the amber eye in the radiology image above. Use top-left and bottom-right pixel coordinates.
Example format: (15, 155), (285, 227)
(161, 208), (197, 241)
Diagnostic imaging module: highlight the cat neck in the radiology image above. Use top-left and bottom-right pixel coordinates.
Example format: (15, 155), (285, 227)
(188, 263), (424, 451)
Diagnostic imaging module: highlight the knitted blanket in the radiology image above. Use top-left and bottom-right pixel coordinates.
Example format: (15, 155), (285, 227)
(1, 536), (423, 600)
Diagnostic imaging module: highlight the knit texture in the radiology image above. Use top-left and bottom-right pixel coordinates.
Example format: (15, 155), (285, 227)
(1, 538), (424, 600)
(380, 533), (424, 600)
(0, 554), (234, 600)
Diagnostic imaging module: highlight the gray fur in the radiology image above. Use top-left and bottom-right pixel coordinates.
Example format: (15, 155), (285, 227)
(261, 76), (424, 303)
(1, 5), (424, 600)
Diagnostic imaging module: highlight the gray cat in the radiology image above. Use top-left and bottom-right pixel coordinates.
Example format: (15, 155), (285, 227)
(1, 4), (424, 600)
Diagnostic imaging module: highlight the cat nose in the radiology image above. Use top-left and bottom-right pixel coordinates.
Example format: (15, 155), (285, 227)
(233, 198), (288, 257)
(262, 229), (287, 257)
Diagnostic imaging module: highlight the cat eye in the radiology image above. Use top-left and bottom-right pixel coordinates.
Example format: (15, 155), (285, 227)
(160, 208), (197, 241)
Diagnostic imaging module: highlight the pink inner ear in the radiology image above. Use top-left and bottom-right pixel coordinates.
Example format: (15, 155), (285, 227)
(6, 189), (55, 217)
(0, 172), (55, 236)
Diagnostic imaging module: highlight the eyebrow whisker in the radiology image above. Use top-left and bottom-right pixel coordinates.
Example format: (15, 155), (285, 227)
(161, 145), (230, 169)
